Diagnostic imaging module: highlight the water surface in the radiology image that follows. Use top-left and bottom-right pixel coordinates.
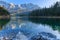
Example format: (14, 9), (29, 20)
(0, 16), (60, 40)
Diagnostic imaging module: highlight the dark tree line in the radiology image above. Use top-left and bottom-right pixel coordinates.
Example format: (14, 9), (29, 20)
(28, 2), (60, 31)
(29, 2), (60, 16)
(0, 7), (10, 16)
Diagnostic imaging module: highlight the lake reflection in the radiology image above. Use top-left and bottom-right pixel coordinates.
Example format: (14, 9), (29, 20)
(0, 17), (60, 40)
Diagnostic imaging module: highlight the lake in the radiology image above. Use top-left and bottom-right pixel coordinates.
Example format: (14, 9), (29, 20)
(0, 15), (60, 40)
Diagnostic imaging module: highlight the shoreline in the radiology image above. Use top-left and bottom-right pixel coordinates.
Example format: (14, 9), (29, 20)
(0, 15), (10, 19)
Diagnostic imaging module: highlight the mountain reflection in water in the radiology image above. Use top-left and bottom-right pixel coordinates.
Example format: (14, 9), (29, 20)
(0, 16), (60, 40)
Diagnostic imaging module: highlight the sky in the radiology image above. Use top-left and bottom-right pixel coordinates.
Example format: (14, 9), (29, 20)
(1, 0), (60, 8)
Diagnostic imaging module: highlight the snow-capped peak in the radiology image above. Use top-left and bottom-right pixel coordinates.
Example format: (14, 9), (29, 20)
(9, 3), (15, 8)
(18, 4), (21, 8)
(0, 1), (40, 13)
(21, 3), (40, 11)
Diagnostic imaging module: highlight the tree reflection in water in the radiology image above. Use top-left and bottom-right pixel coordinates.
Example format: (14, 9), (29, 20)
(0, 7), (10, 30)
(29, 18), (60, 31)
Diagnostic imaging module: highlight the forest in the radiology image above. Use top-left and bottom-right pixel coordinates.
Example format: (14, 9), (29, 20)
(29, 2), (60, 16)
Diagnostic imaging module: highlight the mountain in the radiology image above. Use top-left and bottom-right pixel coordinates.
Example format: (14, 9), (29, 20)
(0, 1), (40, 14)
(21, 3), (40, 11)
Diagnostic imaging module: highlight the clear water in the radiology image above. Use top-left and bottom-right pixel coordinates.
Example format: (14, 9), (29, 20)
(0, 16), (60, 40)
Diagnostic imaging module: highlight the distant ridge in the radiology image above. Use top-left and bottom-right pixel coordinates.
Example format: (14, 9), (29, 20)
(0, 1), (40, 13)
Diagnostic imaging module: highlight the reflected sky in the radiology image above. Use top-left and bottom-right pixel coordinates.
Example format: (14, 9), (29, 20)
(0, 17), (60, 40)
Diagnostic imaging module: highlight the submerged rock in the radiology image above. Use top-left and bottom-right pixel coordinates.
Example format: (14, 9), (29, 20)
(30, 32), (59, 40)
